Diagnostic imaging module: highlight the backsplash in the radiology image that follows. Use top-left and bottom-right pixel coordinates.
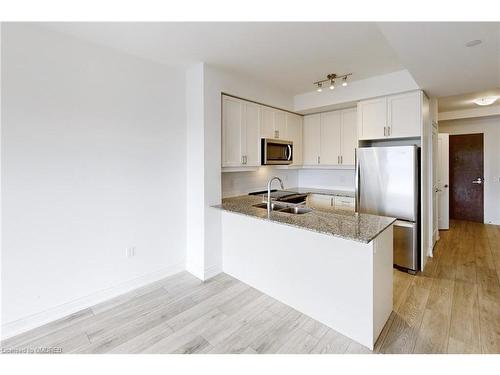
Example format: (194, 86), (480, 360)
(221, 167), (299, 198)
(221, 167), (355, 198)
(298, 168), (355, 191)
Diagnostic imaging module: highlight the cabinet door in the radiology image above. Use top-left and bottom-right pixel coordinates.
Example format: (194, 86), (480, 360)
(243, 102), (261, 166)
(260, 106), (275, 139)
(357, 97), (387, 140)
(320, 111), (341, 165)
(340, 108), (357, 165)
(286, 113), (303, 166)
(334, 196), (355, 211)
(307, 194), (334, 210)
(387, 91), (421, 138)
(274, 111), (287, 140)
(222, 96), (243, 167)
(303, 114), (321, 165)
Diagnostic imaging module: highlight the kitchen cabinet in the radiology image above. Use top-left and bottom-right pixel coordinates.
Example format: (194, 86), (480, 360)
(243, 101), (261, 166)
(303, 114), (321, 165)
(307, 194), (334, 210)
(286, 113), (303, 166)
(357, 91), (422, 140)
(357, 97), (387, 140)
(222, 95), (261, 167)
(387, 91), (421, 138)
(340, 108), (357, 165)
(303, 108), (357, 167)
(260, 106), (287, 140)
(334, 196), (355, 211)
(307, 194), (355, 212)
(320, 111), (341, 165)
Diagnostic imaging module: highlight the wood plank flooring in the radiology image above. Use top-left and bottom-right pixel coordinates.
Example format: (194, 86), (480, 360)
(2, 220), (499, 354)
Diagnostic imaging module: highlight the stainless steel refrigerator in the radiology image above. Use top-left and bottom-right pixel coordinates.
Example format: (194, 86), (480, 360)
(355, 146), (420, 273)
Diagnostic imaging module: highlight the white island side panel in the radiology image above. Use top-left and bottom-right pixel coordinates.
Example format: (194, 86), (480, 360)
(221, 211), (393, 349)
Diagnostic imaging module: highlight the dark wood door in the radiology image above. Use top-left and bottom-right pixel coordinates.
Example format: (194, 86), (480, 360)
(449, 133), (484, 222)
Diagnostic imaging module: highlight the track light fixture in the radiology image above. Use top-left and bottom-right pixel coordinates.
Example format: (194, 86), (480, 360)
(314, 73), (351, 93)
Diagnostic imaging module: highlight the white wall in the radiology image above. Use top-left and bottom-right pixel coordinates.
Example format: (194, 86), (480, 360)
(1, 24), (187, 335)
(188, 63), (294, 280)
(439, 115), (500, 225)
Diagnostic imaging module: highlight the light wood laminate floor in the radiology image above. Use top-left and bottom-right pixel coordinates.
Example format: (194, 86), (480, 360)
(2, 220), (499, 354)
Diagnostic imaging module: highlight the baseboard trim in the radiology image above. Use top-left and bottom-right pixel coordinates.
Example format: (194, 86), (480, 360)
(1, 262), (184, 340)
(204, 264), (222, 280)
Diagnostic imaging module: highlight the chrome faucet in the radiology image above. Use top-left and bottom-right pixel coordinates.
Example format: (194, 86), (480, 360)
(267, 176), (284, 216)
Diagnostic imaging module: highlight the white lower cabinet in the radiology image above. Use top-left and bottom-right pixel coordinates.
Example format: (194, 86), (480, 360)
(303, 108), (357, 167)
(334, 196), (355, 211)
(307, 194), (355, 212)
(307, 194), (334, 210)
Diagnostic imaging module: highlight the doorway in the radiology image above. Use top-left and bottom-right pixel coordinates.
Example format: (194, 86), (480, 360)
(449, 133), (484, 222)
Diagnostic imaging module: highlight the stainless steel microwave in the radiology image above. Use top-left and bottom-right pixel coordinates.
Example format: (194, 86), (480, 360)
(261, 138), (293, 165)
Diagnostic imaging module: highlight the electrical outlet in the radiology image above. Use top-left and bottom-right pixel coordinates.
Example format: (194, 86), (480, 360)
(126, 247), (136, 258)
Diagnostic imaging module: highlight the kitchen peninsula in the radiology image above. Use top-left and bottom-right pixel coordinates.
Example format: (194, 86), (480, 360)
(214, 189), (395, 349)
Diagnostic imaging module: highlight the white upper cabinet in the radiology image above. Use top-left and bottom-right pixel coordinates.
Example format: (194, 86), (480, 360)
(222, 95), (261, 168)
(340, 108), (357, 165)
(222, 96), (244, 167)
(303, 108), (357, 167)
(274, 111), (287, 140)
(387, 91), (422, 138)
(357, 90), (422, 140)
(303, 114), (321, 165)
(357, 97), (387, 140)
(320, 111), (341, 165)
(243, 101), (261, 166)
(260, 106), (275, 139)
(260, 106), (287, 140)
(286, 113), (303, 166)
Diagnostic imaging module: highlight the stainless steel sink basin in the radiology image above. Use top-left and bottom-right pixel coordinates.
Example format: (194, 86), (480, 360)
(277, 206), (312, 215)
(252, 202), (312, 215)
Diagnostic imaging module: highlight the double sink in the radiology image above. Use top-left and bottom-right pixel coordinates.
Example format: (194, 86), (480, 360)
(252, 202), (312, 215)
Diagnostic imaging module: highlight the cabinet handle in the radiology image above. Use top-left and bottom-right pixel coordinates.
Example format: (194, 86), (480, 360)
(340, 155), (343, 164)
(317, 156), (320, 164)
(244, 156), (247, 164)
(388, 126), (391, 136)
(384, 126), (387, 136)
(330, 198), (333, 206)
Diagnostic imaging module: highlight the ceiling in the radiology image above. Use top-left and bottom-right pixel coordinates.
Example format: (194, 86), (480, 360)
(38, 22), (500, 100)
(438, 88), (500, 112)
(40, 22), (403, 95)
(378, 22), (500, 97)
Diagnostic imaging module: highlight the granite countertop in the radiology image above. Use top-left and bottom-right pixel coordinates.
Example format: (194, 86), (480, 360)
(213, 195), (395, 243)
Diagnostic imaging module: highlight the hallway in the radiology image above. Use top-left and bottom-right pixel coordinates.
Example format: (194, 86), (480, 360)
(378, 220), (500, 353)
